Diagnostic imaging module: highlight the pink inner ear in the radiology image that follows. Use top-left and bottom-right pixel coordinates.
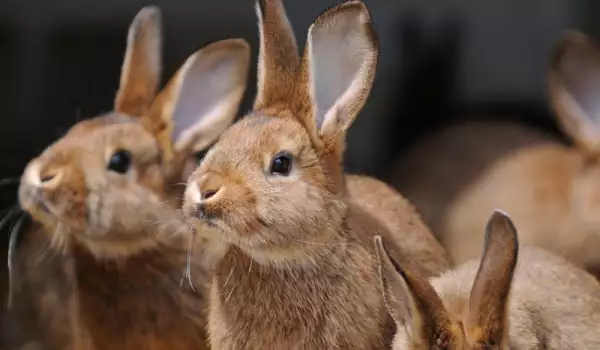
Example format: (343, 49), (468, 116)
(562, 51), (600, 127)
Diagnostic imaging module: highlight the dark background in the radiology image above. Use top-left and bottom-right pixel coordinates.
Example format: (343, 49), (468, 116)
(0, 0), (599, 207)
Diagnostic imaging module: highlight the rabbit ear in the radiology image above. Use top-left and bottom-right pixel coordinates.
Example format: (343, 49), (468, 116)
(144, 39), (251, 159)
(549, 31), (600, 154)
(297, 0), (378, 142)
(253, 0), (299, 110)
(374, 236), (455, 346)
(114, 6), (162, 117)
(374, 236), (415, 325)
(468, 210), (519, 346)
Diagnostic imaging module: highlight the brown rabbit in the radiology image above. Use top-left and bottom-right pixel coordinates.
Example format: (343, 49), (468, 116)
(181, 0), (449, 348)
(388, 31), (600, 273)
(9, 6), (250, 349)
(376, 211), (600, 349)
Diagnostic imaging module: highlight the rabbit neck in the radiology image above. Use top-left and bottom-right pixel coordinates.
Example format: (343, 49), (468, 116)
(210, 244), (393, 349)
(67, 243), (208, 349)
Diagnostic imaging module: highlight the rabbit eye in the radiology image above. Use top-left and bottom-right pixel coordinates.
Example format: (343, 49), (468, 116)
(269, 152), (293, 176)
(108, 150), (132, 174)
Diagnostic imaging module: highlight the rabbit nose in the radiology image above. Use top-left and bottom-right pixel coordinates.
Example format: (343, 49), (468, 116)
(39, 168), (64, 189)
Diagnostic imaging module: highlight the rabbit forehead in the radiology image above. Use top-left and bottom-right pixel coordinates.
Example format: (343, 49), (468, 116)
(46, 113), (158, 162)
(207, 114), (310, 167)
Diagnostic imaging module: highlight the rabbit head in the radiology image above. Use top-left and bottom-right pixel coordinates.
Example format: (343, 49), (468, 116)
(183, 0), (378, 262)
(18, 6), (250, 258)
(375, 211), (519, 350)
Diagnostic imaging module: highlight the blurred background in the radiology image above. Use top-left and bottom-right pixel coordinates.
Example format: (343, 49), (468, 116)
(0, 0), (599, 244)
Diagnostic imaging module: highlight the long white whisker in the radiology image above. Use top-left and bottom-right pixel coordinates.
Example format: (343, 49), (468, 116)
(7, 213), (26, 309)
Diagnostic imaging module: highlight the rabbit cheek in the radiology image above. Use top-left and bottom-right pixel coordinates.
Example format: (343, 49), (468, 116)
(136, 163), (167, 199)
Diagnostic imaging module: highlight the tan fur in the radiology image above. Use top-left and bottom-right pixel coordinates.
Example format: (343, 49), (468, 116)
(182, 1), (449, 348)
(377, 211), (600, 349)
(389, 31), (600, 274)
(10, 6), (250, 349)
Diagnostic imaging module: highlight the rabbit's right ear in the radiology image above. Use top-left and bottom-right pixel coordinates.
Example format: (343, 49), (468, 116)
(549, 31), (600, 154)
(467, 211), (519, 347)
(144, 39), (251, 161)
(114, 6), (162, 117)
(374, 236), (455, 347)
(297, 0), (378, 145)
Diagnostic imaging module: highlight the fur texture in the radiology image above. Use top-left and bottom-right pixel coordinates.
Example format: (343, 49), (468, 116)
(389, 31), (600, 275)
(182, 1), (450, 348)
(10, 6), (250, 349)
(377, 211), (600, 349)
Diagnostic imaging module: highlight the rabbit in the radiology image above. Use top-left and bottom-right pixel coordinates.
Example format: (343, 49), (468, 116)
(9, 6), (250, 349)
(375, 210), (600, 349)
(181, 0), (450, 348)
(387, 30), (600, 273)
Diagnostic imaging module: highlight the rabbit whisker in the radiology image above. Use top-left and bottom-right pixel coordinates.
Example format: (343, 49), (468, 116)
(224, 278), (237, 303)
(180, 229), (197, 293)
(0, 205), (21, 233)
(223, 264), (235, 287)
(7, 212), (27, 309)
(35, 238), (53, 264)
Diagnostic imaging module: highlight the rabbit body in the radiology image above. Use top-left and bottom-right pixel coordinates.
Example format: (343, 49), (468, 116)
(429, 246), (600, 349)
(376, 212), (600, 350)
(9, 6), (250, 349)
(390, 120), (582, 266)
(389, 31), (600, 274)
(182, 0), (450, 348)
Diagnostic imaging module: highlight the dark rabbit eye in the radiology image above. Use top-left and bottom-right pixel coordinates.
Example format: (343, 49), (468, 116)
(269, 152), (293, 176)
(108, 150), (132, 174)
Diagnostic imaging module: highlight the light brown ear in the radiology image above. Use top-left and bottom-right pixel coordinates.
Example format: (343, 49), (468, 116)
(549, 30), (600, 154)
(374, 236), (415, 325)
(144, 39), (251, 160)
(115, 6), (162, 117)
(297, 0), (378, 142)
(468, 210), (519, 346)
(253, 0), (299, 110)
(374, 236), (455, 347)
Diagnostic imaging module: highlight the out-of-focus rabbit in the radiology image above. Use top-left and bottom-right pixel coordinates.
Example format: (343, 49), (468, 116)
(388, 31), (600, 274)
(9, 6), (250, 349)
(181, 0), (449, 348)
(376, 211), (600, 349)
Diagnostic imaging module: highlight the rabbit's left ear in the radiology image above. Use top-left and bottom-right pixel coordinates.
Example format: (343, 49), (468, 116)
(468, 211), (519, 347)
(297, 0), (378, 142)
(115, 6), (162, 117)
(144, 38), (251, 159)
(549, 30), (600, 154)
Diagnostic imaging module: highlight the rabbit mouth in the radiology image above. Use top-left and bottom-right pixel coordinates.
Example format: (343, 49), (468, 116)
(20, 184), (55, 217)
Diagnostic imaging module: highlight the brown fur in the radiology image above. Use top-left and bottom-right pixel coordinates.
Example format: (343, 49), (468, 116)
(9, 6), (250, 349)
(182, 1), (449, 348)
(389, 31), (600, 273)
(377, 211), (600, 349)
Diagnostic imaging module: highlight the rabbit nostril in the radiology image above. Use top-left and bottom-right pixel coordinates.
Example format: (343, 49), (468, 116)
(202, 188), (219, 200)
(41, 174), (56, 183)
(39, 169), (63, 188)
